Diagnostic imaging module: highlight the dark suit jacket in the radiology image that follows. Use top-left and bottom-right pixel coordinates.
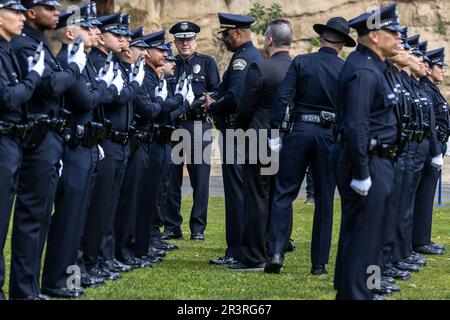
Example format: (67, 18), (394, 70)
(236, 51), (292, 131)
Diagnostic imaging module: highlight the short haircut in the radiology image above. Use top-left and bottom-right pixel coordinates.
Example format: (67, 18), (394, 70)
(265, 19), (293, 47)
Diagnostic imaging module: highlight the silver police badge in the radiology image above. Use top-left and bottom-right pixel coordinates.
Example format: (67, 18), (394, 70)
(233, 59), (247, 71)
(181, 22), (188, 31)
(193, 64), (201, 74)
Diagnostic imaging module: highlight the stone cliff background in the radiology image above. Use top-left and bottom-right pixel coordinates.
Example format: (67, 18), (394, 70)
(62, 0), (450, 98)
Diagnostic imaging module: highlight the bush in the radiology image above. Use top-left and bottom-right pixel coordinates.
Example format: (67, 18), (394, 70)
(249, 2), (283, 36)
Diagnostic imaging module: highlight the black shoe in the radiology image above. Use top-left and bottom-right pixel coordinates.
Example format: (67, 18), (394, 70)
(305, 197), (314, 205)
(393, 261), (420, 273)
(372, 286), (393, 296)
(264, 253), (284, 274)
(381, 281), (401, 292)
(99, 260), (130, 273)
(383, 266), (411, 281)
(89, 265), (121, 281)
(191, 233), (204, 241)
(430, 242), (446, 251)
(413, 244), (444, 255)
(148, 246), (167, 258)
(152, 240), (178, 251)
(284, 239), (296, 253)
(41, 287), (84, 299)
(161, 229), (183, 240)
(121, 257), (151, 269)
(228, 262), (265, 271)
(209, 256), (238, 265)
(373, 294), (387, 301)
(138, 255), (162, 265)
(80, 273), (104, 288)
(403, 253), (427, 267)
(311, 264), (327, 276)
(381, 276), (396, 284)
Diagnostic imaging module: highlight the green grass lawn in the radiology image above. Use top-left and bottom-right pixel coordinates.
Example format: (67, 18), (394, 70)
(3, 196), (450, 299)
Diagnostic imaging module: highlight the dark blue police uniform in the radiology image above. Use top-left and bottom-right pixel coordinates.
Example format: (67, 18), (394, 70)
(10, 2), (84, 298)
(208, 13), (263, 262)
(164, 21), (220, 239)
(267, 45), (345, 268)
(114, 31), (165, 266)
(41, 7), (118, 295)
(413, 48), (449, 250)
(81, 13), (142, 277)
(0, 1), (41, 299)
(334, 4), (403, 300)
(132, 31), (188, 257)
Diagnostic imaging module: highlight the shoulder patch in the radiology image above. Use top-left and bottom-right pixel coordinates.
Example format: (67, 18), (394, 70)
(233, 58), (247, 71)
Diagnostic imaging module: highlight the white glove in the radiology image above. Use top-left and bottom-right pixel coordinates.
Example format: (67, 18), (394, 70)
(431, 154), (444, 170)
(111, 71), (124, 95)
(27, 50), (46, 76)
(268, 137), (282, 152)
(67, 41), (87, 72)
(97, 64), (115, 87)
(155, 79), (168, 101)
(186, 84), (195, 105)
(129, 62), (145, 86)
(350, 177), (372, 196)
(98, 145), (105, 161)
(175, 79), (188, 99)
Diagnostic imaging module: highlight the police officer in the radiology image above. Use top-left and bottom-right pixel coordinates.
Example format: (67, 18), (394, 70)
(203, 13), (263, 265)
(333, 4), (403, 300)
(81, 11), (145, 281)
(162, 21), (220, 241)
(0, 0), (44, 300)
(40, 5), (120, 298)
(397, 39), (442, 265)
(228, 19), (293, 271)
(381, 35), (426, 282)
(413, 47), (448, 254)
(264, 17), (356, 275)
(10, 0), (86, 300)
(379, 28), (413, 289)
(133, 30), (193, 259)
(114, 27), (166, 268)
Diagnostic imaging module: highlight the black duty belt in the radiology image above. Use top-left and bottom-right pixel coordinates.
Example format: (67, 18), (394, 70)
(411, 130), (425, 143)
(369, 143), (399, 161)
(293, 111), (336, 128)
(180, 109), (210, 122)
(0, 121), (29, 140)
(63, 122), (106, 148)
(437, 130), (450, 144)
(107, 129), (129, 145)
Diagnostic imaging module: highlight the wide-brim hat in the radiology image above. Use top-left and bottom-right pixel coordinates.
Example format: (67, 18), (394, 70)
(313, 17), (356, 47)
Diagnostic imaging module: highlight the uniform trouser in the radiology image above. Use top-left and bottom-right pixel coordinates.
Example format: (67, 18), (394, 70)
(218, 126), (245, 260)
(9, 131), (63, 299)
(334, 153), (395, 300)
(115, 144), (149, 261)
(41, 144), (99, 289)
(132, 142), (170, 256)
(0, 136), (22, 298)
(164, 121), (212, 235)
(81, 139), (129, 267)
(266, 122), (335, 265)
(381, 147), (409, 267)
(398, 139), (429, 259)
(240, 161), (274, 265)
(412, 142), (446, 247)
